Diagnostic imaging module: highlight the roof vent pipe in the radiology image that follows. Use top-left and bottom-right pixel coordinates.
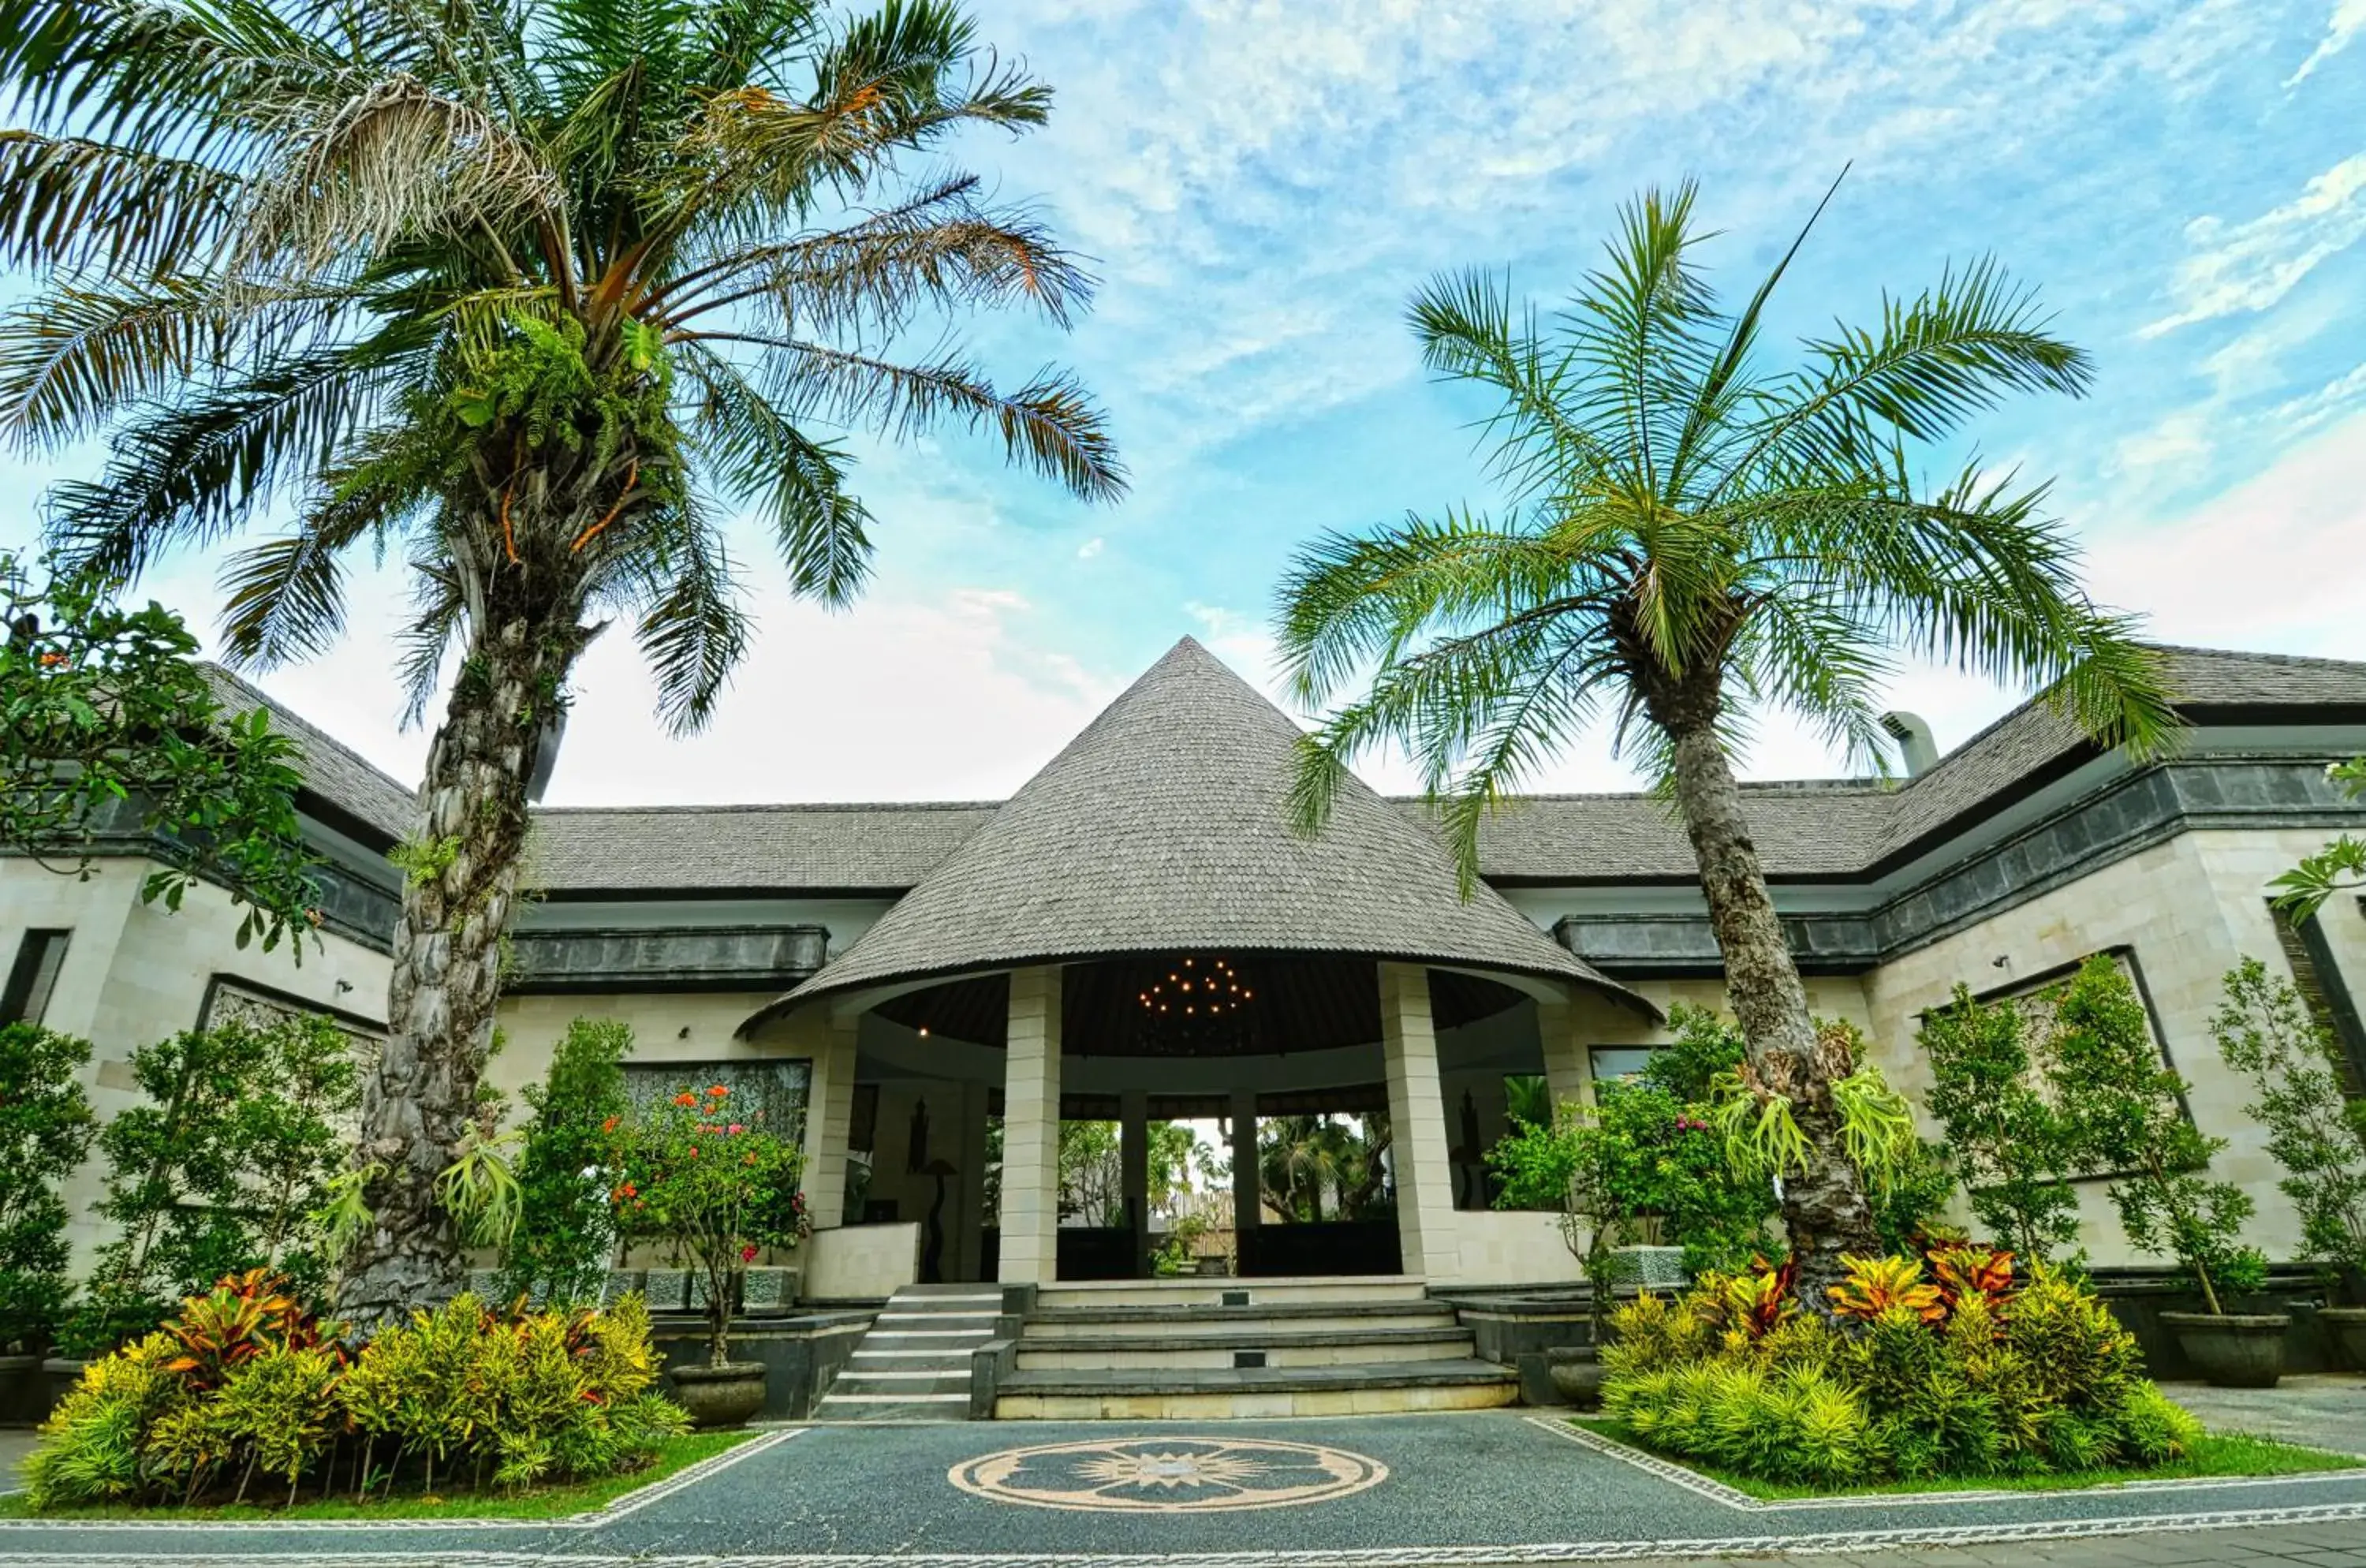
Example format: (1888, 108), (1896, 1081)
(1880, 711), (1939, 778)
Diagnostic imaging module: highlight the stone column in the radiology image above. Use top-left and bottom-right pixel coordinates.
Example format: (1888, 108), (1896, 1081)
(1379, 961), (1461, 1282)
(1535, 988), (1593, 1114)
(1121, 1088), (1151, 1278)
(998, 965), (1063, 1284)
(1228, 1088), (1260, 1238)
(794, 1006), (861, 1230)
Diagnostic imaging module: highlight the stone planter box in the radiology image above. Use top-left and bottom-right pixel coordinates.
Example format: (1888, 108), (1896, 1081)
(604, 1268), (647, 1305)
(2319, 1306), (2366, 1372)
(1611, 1245), (1686, 1290)
(741, 1267), (800, 1316)
(0, 1353), (42, 1427)
(2161, 1311), (2290, 1388)
(41, 1357), (84, 1418)
(467, 1268), (504, 1302)
(644, 1268), (692, 1312)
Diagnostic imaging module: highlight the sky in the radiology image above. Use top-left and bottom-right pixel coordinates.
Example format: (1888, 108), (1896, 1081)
(5, 0), (2364, 807)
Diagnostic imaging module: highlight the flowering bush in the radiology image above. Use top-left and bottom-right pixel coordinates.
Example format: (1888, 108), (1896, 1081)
(24, 1275), (685, 1511)
(1600, 1246), (2200, 1486)
(610, 1085), (807, 1365)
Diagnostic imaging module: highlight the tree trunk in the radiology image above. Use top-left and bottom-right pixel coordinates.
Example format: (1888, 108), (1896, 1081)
(338, 593), (580, 1326)
(1655, 679), (1879, 1312)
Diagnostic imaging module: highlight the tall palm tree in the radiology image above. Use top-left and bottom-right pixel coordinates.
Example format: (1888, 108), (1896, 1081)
(0, 0), (1123, 1320)
(1276, 181), (2176, 1308)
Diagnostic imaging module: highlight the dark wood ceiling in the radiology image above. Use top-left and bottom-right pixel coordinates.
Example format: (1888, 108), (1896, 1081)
(869, 952), (1525, 1055)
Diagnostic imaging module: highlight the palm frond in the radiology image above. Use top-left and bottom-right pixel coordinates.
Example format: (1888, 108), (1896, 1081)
(618, 500), (750, 733)
(680, 342), (875, 603)
(0, 130), (244, 276)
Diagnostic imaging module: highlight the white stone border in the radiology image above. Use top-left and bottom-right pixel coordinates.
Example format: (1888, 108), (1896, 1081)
(1532, 1415), (2366, 1514)
(0, 1426), (803, 1533)
(8, 1501), (2366, 1566)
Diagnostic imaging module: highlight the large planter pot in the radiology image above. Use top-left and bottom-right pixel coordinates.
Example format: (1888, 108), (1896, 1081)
(0, 1353), (41, 1427)
(2161, 1311), (2290, 1388)
(40, 1357), (86, 1417)
(670, 1361), (767, 1428)
(2319, 1307), (2366, 1372)
(1546, 1346), (1603, 1410)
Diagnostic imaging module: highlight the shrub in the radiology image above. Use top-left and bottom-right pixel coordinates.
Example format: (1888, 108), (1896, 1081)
(500, 1017), (634, 1306)
(0, 1022), (97, 1352)
(25, 1278), (687, 1512)
(1917, 984), (2083, 1264)
(1599, 1248), (2195, 1485)
(2045, 957), (2266, 1313)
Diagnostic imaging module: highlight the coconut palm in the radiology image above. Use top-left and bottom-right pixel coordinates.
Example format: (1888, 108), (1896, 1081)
(0, 0), (1123, 1320)
(1276, 181), (2176, 1307)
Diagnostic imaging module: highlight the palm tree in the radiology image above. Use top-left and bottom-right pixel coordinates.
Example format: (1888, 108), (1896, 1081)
(1275, 181), (2176, 1308)
(0, 0), (1123, 1320)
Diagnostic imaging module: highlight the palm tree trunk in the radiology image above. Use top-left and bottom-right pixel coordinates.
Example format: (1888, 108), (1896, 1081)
(1660, 696), (1879, 1311)
(338, 592), (580, 1325)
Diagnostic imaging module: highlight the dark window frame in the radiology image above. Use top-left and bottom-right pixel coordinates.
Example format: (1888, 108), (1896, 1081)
(0, 928), (71, 1026)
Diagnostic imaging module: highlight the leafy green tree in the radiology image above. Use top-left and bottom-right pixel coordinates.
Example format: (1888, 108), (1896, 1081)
(65, 1015), (358, 1354)
(2213, 957), (2366, 1297)
(0, 0), (1121, 1320)
(2271, 759), (2366, 920)
(1919, 984), (2082, 1263)
(2, 554), (319, 953)
(498, 1017), (632, 1306)
(1489, 1101), (1636, 1345)
(1276, 181), (2174, 1306)
(2046, 957), (2263, 1313)
(0, 1022), (98, 1350)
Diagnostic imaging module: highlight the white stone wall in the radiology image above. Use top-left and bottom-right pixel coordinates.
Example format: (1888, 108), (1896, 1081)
(3, 856), (390, 1267)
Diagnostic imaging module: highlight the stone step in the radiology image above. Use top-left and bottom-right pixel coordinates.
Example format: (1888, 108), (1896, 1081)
(1024, 1301), (1454, 1338)
(1031, 1275), (1427, 1311)
(1015, 1325), (1474, 1371)
(992, 1358), (1517, 1421)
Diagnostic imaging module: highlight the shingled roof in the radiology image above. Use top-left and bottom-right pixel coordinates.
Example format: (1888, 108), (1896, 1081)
(750, 637), (1648, 1026)
(201, 667), (417, 842)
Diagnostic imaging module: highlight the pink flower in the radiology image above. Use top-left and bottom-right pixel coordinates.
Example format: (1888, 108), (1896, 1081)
(741, 1244), (759, 1263)
(727, 1123), (744, 1135)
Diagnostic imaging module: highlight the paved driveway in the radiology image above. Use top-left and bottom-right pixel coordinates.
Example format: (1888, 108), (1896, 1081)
(4, 1411), (2364, 1566)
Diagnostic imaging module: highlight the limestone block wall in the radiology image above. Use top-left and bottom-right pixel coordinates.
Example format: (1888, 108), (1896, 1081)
(489, 990), (788, 1103)
(3, 857), (390, 1268)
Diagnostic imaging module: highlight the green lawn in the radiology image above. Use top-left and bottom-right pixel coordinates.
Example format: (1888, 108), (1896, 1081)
(1569, 1418), (2363, 1501)
(0, 1429), (756, 1522)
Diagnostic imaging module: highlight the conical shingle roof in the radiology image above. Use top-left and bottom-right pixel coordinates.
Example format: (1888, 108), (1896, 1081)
(745, 637), (1646, 1030)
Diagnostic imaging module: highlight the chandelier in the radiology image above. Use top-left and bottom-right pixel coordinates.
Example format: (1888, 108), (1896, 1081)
(1137, 956), (1255, 1036)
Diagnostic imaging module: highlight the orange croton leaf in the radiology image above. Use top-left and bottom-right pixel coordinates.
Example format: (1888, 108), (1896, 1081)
(1828, 1254), (1946, 1323)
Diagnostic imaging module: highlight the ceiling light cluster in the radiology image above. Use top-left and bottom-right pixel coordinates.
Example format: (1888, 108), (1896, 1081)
(1138, 955), (1252, 1020)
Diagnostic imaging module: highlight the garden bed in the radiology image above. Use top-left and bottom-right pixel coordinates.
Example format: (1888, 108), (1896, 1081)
(0, 1430), (754, 1521)
(1569, 1417), (2360, 1501)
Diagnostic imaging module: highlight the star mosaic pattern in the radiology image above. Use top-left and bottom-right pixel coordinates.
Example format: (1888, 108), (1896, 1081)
(947, 1435), (1389, 1513)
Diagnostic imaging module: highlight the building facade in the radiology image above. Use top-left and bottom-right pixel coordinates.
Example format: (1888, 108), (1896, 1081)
(10, 637), (2366, 1296)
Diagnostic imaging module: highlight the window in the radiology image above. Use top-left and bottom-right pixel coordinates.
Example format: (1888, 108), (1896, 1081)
(1589, 1046), (1658, 1087)
(2268, 906), (2366, 1096)
(0, 929), (70, 1026)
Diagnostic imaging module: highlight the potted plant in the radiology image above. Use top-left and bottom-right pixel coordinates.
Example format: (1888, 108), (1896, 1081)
(0, 1023), (98, 1424)
(2047, 957), (2285, 1385)
(2212, 958), (2366, 1370)
(612, 1085), (807, 1427)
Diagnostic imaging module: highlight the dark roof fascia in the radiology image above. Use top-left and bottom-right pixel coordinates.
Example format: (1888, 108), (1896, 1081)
(297, 790), (401, 855)
(1857, 737), (2103, 883)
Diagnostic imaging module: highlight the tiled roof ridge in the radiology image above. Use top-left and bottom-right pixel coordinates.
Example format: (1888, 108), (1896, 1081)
(529, 800), (1003, 816)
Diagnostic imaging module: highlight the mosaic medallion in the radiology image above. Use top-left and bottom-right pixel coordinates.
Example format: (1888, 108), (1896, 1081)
(947, 1435), (1388, 1513)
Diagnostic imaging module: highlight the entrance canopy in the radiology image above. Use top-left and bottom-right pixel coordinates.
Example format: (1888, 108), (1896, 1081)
(741, 637), (1648, 1037)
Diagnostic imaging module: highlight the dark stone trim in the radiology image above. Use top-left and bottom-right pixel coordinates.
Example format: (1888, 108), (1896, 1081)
(502, 923), (829, 993)
(1553, 756), (2366, 979)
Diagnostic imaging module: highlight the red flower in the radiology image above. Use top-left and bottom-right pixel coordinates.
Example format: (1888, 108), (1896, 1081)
(601, 1115), (619, 1133)
(741, 1244), (759, 1263)
(707, 1085), (730, 1098)
(673, 1092), (697, 1107)
(727, 1123), (744, 1135)
(687, 1146), (699, 1158)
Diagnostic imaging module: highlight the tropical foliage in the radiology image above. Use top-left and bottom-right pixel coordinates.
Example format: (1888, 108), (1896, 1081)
(1259, 1114), (1391, 1224)
(0, 1022), (98, 1352)
(1274, 180), (2175, 1308)
(609, 1085), (805, 1365)
(1, 553), (319, 953)
(2271, 759), (2366, 920)
(1602, 1247), (2200, 1486)
(25, 1277), (684, 1511)
(2211, 958), (2366, 1297)
(64, 1015), (359, 1357)
(0, 0), (1120, 1319)
(498, 1018), (633, 1307)
(2045, 957), (2263, 1314)
(1919, 983), (2084, 1264)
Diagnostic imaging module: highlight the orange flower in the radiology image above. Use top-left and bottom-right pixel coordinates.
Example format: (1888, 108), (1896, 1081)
(687, 1146), (699, 1158)
(707, 1085), (730, 1098)
(673, 1092), (697, 1107)
(600, 1115), (619, 1133)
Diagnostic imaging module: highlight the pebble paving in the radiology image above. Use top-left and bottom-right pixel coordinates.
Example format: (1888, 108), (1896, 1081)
(4, 1413), (2365, 1568)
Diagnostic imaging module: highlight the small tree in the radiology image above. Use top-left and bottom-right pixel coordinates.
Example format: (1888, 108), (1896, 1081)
(2, 553), (319, 954)
(498, 1019), (633, 1306)
(0, 1023), (98, 1351)
(2213, 958), (2366, 1301)
(612, 1085), (806, 1368)
(1489, 1101), (1640, 1346)
(1919, 984), (2083, 1263)
(67, 1016), (358, 1353)
(2047, 956), (2263, 1313)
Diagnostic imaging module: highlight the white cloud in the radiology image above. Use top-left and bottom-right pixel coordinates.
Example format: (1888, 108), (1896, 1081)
(2140, 153), (2366, 337)
(2288, 0), (2366, 85)
(1076, 536), (1104, 559)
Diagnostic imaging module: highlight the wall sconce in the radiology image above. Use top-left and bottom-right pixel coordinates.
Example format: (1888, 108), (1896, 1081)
(334, 980), (353, 995)
(677, 1026), (691, 1040)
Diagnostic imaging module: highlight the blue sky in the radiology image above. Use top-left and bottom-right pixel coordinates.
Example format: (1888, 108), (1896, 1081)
(6, 0), (2364, 806)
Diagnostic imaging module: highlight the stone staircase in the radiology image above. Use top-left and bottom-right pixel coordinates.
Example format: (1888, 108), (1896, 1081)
(994, 1276), (1517, 1418)
(814, 1282), (1002, 1422)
